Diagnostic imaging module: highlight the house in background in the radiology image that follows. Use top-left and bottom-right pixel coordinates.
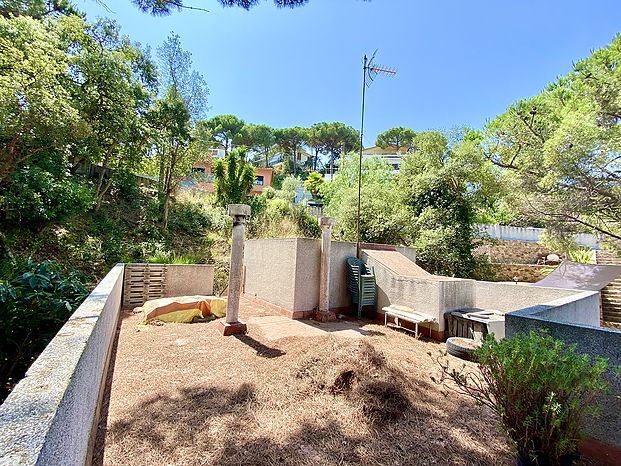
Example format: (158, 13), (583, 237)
(361, 145), (404, 174)
(324, 145), (404, 182)
(185, 155), (274, 195)
(270, 147), (312, 171)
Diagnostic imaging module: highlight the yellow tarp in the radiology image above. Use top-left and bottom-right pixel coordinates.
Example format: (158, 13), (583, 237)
(135, 295), (227, 324)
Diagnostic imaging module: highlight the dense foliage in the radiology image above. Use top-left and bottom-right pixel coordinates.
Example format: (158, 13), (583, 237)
(434, 332), (610, 464)
(0, 259), (88, 399)
(483, 34), (621, 245)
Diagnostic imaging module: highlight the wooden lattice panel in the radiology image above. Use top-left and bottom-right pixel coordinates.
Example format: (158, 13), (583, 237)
(123, 264), (168, 308)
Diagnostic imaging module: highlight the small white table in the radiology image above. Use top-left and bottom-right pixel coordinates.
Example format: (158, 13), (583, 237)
(383, 305), (438, 337)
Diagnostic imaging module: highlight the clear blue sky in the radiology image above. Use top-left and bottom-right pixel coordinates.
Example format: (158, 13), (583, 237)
(78, 0), (619, 147)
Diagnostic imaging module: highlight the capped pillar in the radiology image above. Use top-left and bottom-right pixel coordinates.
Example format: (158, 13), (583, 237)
(316, 217), (337, 322)
(218, 204), (251, 336)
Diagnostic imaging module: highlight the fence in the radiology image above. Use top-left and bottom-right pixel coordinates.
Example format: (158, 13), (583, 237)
(475, 224), (602, 249)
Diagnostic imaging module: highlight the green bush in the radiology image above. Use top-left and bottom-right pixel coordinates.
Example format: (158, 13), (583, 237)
(0, 259), (88, 401)
(111, 169), (138, 203)
(434, 331), (609, 464)
(292, 205), (321, 238)
(1, 167), (94, 229)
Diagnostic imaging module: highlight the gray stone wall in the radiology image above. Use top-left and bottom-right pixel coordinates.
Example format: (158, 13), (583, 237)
(0, 264), (124, 466)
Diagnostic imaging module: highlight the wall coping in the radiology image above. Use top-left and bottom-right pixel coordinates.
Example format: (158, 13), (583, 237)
(0, 264), (125, 465)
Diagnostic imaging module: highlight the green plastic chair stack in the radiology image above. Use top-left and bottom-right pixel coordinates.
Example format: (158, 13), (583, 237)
(346, 257), (377, 318)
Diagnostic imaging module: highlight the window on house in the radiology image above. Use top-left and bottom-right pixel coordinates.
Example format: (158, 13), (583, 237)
(256, 175), (264, 185)
(192, 167), (206, 173)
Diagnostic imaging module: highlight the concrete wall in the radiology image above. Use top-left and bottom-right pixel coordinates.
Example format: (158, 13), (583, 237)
(165, 264), (214, 297)
(293, 238), (321, 311)
(505, 295), (621, 448)
(244, 238), (298, 309)
(474, 281), (579, 312)
(0, 264), (124, 466)
(363, 252), (475, 332)
(244, 238), (356, 313)
(329, 241), (358, 309)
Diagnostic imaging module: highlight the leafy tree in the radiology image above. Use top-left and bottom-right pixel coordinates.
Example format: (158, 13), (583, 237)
(274, 126), (306, 175)
(62, 17), (156, 208)
(200, 114), (245, 154)
(323, 153), (407, 244)
(0, 15), (79, 184)
(213, 147), (255, 205)
(132, 0), (310, 15)
(237, 123), (275, 167)
(483, 34), (621, 243)
(0, 0), (80, 18)
(375, 126), (415, 153)
(303, 171), (324, 199)
(157, 32), (209, 120)
(150, 85), (193, 229)
(398, 130), (498, 277)
(306, 122), (359, 172)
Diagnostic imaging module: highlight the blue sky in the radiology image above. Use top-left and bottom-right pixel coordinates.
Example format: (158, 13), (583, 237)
(78, 0), (620, 147)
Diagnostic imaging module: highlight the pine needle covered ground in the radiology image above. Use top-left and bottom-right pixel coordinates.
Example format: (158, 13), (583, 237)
(95, 299), (514, 466)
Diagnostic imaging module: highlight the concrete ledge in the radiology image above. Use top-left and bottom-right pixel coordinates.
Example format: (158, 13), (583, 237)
(0, 264), (124, 466)
(242, 293), (315, 319)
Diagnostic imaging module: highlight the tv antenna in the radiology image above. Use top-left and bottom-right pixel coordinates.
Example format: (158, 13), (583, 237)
(356, 50), (397, 257)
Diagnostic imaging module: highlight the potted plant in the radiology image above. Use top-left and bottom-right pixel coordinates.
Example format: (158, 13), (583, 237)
(432, 331), (610, 465)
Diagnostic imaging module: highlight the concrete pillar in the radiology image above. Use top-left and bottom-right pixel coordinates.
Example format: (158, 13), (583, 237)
(218, 204), (251, 336)
(316, 217), (337, 322)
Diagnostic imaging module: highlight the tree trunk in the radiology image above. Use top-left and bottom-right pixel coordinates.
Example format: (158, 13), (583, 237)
(293, 148), (297, 175)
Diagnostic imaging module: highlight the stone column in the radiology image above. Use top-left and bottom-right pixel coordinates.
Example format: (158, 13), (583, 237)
(316, 217), (337, 322)
(218, 204), (251, 336)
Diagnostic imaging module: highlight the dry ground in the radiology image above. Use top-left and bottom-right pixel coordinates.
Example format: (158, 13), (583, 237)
(94, 299), (515, 466)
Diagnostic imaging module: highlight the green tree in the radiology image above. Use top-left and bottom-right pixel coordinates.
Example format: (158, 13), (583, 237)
(398, 130), (498, 277)
(0, 15), (79, 184)
(483, 34), (621, 243)
(323, 153), (407, 244)
(376, 126), (415, 153)
(306, 122), (359, 172)
(150, 85), (193, 229)
(0, 0), (79, 18)
(303, 171), (324, 199)
(274, 126), (306, 175)
(157, 32), (209, 120)
(132, 0), (310, 15)
(201, 114), (245, 154)
(213, 147), (255, 206)
(62, 17), (156, 208)
(237, 123), (275, 167)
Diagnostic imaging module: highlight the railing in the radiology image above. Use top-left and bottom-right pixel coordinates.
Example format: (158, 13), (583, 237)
(475, 224), (602, 249)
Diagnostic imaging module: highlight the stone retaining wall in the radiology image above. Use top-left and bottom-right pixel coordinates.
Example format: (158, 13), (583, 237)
(0, 264), (124, 466)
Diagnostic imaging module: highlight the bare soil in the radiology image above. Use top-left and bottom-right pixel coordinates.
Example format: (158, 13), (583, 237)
(94, 299), (515, 466)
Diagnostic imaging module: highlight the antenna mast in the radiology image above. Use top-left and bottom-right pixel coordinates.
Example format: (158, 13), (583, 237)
(356, 51), (397, 257)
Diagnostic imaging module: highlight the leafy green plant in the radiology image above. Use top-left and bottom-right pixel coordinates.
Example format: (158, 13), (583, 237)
(0, 259), (88, 401)
(568, 248), (595, 264)
(1, 167), (94, 230)
(433, 332), (609, 465)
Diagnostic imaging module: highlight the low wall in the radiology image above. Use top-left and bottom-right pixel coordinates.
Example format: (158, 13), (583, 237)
(474, 281), (580, 313)
(0, 264), (124, 466)
(506, 293), (621, 448)
(363, 251), (475, 334)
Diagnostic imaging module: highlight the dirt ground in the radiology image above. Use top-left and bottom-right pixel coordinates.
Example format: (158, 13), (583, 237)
(94, 299), (517, 466)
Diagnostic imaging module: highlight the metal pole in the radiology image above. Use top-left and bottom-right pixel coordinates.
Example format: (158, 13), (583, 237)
(356, 55), (367, 258)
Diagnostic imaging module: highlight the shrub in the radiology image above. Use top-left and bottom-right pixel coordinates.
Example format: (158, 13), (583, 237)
(433, 331), (609, 464)
(0, 259), (88, 401)
(1, 167), (94, 229)
(111, 169), (138, 203)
